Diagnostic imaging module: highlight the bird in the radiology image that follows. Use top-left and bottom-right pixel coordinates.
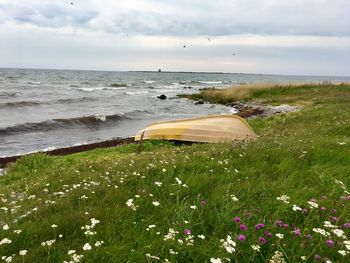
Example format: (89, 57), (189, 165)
(183, 45), (186, 48)
(71, 2), (73, 5)
(207, 38), (211, 42)
(232, 53), (236, 56)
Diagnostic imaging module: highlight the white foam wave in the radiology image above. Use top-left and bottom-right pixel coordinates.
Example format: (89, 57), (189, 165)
(78, 86), (126, 92)
(124, 91), (149, 95)
(199, 81), (222, 84)
(144, 80), (155, 84)
(29, 81), (41, 84)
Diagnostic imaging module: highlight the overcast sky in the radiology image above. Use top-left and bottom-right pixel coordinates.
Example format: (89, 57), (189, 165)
(0, 0), (349, 76)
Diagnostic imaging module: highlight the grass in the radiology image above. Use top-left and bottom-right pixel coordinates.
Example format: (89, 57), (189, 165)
(1, 83), (350, 262)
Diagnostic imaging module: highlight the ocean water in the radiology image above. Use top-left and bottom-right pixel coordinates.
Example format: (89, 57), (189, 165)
(0, 68), (349, 157)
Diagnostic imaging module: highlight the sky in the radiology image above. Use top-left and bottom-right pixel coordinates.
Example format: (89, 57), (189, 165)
(0, 0), (349, 76)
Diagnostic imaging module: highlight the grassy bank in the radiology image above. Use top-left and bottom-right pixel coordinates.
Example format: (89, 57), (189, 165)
(1, 83), (350, 262)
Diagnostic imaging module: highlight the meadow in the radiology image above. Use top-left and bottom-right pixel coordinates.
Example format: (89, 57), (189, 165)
(0, 83), (350, 262)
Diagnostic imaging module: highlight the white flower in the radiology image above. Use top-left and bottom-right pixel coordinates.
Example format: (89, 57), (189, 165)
(313, 228), (330, 237)
(80, 195), (88, 200)
(251, 245), (261, 252)
(41, 239), (55, 247)
(338, 250), (347, 256)
(19, 250), (27, 256)
(190, 205), (197, 209)
(162, 168), (166, 172)
(324, 221), (337, 228)
(230, 195), (239, 201)
(68, 250), (76, 255)
(269, 251), (286, 263)
(210, 258), (222, 263)
(276, 195), (290, 204)
(292, 205), (302, 211)
(332, 229), (346, 239)
(175, 177), (182, 185)
(152, 201), (160, 206)
(275, 233), (284, 239)
(95, 240), (104, 247)
(51, 224), (57, 228)
(4, 256), (12, 262)
(154, 181), (162, 187)
(126, 199), (137, 210)
(221, 235), (236, 254)
(300, 256), (306, 261)
(90, 218), (100, 226)
(83, 243), (92, 251)
(146, 254), (160, 260)
(2, 224), (9, 230)
(197, 235), (206, 239)
(0, 238), (12, 245)
(307, 200), (319, 209)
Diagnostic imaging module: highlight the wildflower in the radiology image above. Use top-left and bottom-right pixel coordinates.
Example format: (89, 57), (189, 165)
(126, 199), (137, 210)
(154, 182), (162, 187)
(95, 241), (104, 247)
(275, 220), (284, 227)
(304, 234), (312, 240)
(41, 239), (55, 247)
(19, 250), (27, 256)
(324, 221), (337, 228)
(83, 243), (92, 250)
(239, 224), (247, 231)
(314, 254), (321, 260)
(275, 233), (284, 239)
(184, 229), (192, 235)
(152, 201), (160, 206)
(343, 223), (350, 228)
(221, 235), (236, 254)
(4, 256), (12, 262)
(146, 254), (160, 260)
(326, 239), (335, 247)
(300, 256), (306, 261)
(13, 230), (21, 234)
(276, 195), (290, 204)
(269, 251), (286, 263)
(313, 228), (330, 237)
(210, 258), (222, 263)
(230, 195), (239, 201)
(233, 217), (241, 223)
(293, 228), (301, 236)
(283, 224), (289, 229)
(331, 216), (338, 222)
(338, 250), (347, 256)
(68, 250), (76, 255)
(332, 229), (345, 238)
(200, 200), (207, 206)
(320, 207), (327, 211)
(0, 238), (12, 245)
(162, 168), (166, 172)
(292, 205), (302, 211)
(266, 232), (273, 238)
(308, 200), (319, 209)
(197, 235), (205, 239)
(2, 224), (9, 230)
(237, 234), (246, 242)
(259, 237), (267, 244)
(51, 224), (57, 228)
(190, 205), (197, 209)
(331, 209), (337, 214)
(255, 223), (265, 230)
(146, 225), (156, 231)
(251, 245), (260, 252)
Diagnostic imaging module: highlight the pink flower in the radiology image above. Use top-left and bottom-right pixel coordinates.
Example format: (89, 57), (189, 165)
(302, 209), (308, 215)
(265, 232), (273, 238)
(258, 237), (266, 244)
(331, 209), (337, 214)
(314, 254), (321, 260)
(233, 217), (241, 223)
(184, 229), (192, 235)
(293, 228), (301, 236)
(200, 200), (207, 206)
(275, 220), (284, 227)
(239, 224), (247, 231)
(255, 223), (265, 230)
(326, 239), (334, 247)
(320, 207), (326, 211)
(331, 216), (338, 222)
(304, 234), (312, 240)
(237, 234), (246, 242)
(343, 222), (350, 228)
(283, 224), (289, 229)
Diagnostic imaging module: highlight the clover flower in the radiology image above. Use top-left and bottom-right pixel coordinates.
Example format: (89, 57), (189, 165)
(237, 234), (246, 242)
(326, 239), (335, 247)
(233, 217), (241, 223)
(184, 229), (192, 235)
(259, 237), (267, 244)
(255, 223), (265, 230)
(239, 224), (247, 231)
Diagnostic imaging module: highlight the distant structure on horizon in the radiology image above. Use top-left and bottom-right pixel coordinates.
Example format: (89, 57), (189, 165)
(158, 69), (162, 72)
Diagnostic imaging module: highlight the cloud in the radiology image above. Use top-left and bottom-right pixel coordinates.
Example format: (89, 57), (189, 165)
(0, 0), (349, 36)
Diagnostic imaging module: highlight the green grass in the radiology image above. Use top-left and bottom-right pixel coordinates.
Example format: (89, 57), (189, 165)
(1, 84), (350, 262)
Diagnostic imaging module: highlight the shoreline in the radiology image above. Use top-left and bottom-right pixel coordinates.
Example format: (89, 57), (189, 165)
(0, 137), (135, 168)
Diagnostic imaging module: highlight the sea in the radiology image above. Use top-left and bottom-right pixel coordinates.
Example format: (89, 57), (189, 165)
(0, 68), (349, 157)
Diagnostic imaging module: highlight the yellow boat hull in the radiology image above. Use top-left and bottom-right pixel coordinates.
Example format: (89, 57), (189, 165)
(134, 115), (257, 143)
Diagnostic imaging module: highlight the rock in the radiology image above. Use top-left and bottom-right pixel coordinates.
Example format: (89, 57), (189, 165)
(195, 100), (204, 105)
(157, 94), (167, 100)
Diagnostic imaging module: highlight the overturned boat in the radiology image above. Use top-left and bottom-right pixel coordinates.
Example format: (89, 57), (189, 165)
(134, 115), (257, 143)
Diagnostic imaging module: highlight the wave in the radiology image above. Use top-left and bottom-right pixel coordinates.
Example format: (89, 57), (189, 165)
(199, 81), (222, 84)
(0, 92), (18, 98)
(124, 91), (149, 95)
(143, 80), (155, 84)
(0, 100), (42, 109)
(0, 110), (150, 136)
(28, 81), (41, 85)
(110, 83), (128, 88)
(78, 86), (126, 92)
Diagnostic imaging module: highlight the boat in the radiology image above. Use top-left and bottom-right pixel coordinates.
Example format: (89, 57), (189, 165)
(134, 114), (257, 143)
